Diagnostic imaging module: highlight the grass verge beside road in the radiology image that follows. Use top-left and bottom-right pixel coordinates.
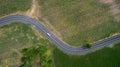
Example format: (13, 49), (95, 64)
(53, 43), (120, 67)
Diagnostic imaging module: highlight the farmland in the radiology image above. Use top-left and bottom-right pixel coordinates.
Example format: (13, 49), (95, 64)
(38, 0), (120, 46)
(53, 43), (120, 67)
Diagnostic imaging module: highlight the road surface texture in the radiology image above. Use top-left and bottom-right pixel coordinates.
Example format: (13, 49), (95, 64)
(0, 14), (120, 55)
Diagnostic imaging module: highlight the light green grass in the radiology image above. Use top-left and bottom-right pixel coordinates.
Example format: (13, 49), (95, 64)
(53, 43), (120, 67)
(38, 0), (120, 46)
(0, 23), (53, 66)
(0, 0), (32, 16)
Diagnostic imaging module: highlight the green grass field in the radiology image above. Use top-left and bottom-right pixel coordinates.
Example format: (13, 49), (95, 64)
(0, 0), (32, 16)
(53, 43), (120, 67)
(0, 23), (52, 66)
(38, 0), (120, 46)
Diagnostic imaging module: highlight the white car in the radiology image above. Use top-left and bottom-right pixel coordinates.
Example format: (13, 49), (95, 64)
(47, 33), (51, 36)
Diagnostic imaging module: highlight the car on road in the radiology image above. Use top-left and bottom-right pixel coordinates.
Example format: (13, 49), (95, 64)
(47, 33), (51, 36)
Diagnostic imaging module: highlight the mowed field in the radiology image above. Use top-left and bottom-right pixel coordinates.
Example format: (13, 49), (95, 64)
(38, 0), (120, 46)
(0, 23), (53, 66)
(0, 0), (32, 16)
(53, 43), (120, 67)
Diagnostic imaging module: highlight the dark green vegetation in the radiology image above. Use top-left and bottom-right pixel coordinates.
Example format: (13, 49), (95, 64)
(0, 23), (52, 67)
(53, 43), (120, 67)
(38, 0), (120, 46)
(20, 44), (52, 67)
(0, 0), (32, 16)
(85, 43), (91, 48)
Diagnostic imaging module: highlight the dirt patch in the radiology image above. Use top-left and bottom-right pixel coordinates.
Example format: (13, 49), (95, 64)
(99, 0), (120, 22)
(99, 0), (114, 4)
(26, 0), (41, 18)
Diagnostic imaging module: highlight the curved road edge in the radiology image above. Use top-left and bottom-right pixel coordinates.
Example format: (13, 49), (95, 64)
(0, 14), (120, 55)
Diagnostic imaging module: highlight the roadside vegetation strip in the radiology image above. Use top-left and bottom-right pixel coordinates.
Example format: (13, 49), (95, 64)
(0, 0), (32, 17)
(1, 14), (120, 55)
(0, 22), (52, 66)
(54, 43), (120, 67)
(38, 0), (120, 46)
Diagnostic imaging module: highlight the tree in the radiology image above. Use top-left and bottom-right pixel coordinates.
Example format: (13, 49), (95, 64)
(85, 43), (92, 48)
(19, 44), (52, 67)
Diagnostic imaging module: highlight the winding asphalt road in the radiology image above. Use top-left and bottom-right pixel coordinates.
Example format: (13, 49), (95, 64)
(0, 14), (120, 55)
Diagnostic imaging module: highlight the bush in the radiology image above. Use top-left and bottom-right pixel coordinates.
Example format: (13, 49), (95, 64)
(20, 44), (52, 67)
(85, 44), (92, 48)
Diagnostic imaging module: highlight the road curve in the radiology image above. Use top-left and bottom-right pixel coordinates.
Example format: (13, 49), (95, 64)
(0, 14), (120, 55)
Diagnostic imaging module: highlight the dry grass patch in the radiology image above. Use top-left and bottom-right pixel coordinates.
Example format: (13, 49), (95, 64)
(0, 23), (42, 66)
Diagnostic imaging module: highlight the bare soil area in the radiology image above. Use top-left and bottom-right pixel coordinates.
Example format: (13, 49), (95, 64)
(99, 0), (120, 21)
(26, 0), (41, 18)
